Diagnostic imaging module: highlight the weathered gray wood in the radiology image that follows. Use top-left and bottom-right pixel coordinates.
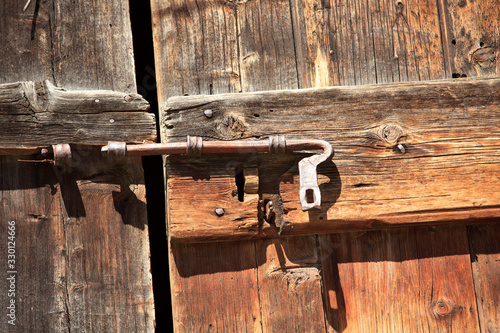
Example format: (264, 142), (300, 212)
(445, 0), (499, 78)
(0, 1), (155, 332)
(0, 80), (155, 153)
(163, 77), (500, 241)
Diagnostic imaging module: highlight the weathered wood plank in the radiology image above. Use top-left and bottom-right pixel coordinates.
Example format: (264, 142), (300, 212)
(0, 1), (155, 332)
(151, 1), (264, 332)
(467, 223), (500, 333)
(320, 226), (480, 332)
(444, 0), (499, 78)
(290, 0), (447, 87)
(151, 0), (241, 99)
(0, 80), (155, 152)
(236, 2), (327, 329)
(237, 0), (299, 91)
(169, 241), (261, 332)
(163, 77), (500, 241)
(153, 0), (328, 331)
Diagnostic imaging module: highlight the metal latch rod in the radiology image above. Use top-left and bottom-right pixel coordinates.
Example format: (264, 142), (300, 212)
(100, 136), (333, 210)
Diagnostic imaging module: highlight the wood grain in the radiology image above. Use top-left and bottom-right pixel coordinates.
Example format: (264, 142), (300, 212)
(320, 226), (480, 332)
(151, 1), (263, 332)
(164, 77), (500, 241)
(467, 223), (500, 333)
(290, 0), (447, 87)
(152, 0), (328, 331)
(0, 1), (155, 332)
(153, 0), (499, 331)
(444, 0), (499, 78)
(0, 80), (155, 152)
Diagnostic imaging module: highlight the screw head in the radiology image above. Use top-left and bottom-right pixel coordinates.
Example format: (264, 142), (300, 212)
(204, 109), (213, 118)
(214, 207), (225, 216)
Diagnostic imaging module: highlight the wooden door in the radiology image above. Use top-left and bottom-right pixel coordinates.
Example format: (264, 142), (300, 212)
(0, 1), (155, 332)
(151, 0), (499, 332)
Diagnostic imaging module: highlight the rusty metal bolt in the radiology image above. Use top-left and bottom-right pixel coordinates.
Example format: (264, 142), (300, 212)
(204, 109), (213, 118)
(214, 207), (225, 217)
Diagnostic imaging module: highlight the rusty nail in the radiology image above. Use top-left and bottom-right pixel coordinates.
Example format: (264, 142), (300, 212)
(215, 207), (225, 216)
(124, 95), (133, 102)
(204, 109), (213, 118)
(397, 144), (406, 154)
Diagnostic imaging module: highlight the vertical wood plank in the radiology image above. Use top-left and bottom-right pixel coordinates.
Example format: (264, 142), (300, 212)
(321, 227), (480, 332)
(444, 0), (499, 77)
(151, 1), (262, 331)
(236, 1), (328, 331)
(290, 0), (447, 87)
(290, 0), (481, 332)
(444, 1), (500, 330)
(237, 0), (299, 91)
(0, 1), (154, 331)
(151, 0), (241, 99)
(152, 0), (329, 330)
(467, 223), (500, 333)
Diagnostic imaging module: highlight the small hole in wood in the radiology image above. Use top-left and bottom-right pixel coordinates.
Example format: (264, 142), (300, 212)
(451, 39), (456, 45)
(254, 113), (260, 117)
(235, 165), (245, 202)
(461, 74), (467, 78)
(480, 41), (484, 47)
(305, 189), (315, 204)
(166, 124), (174, 129)
(452, 73), (461, 78)
(269, 109), (274, 112)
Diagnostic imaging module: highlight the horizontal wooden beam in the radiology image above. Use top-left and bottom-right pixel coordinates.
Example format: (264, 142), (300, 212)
(0, 81), (156, 153)
(163, 77), (500, 242)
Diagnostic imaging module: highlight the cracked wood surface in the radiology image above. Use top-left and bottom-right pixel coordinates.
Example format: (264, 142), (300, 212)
(0, 1), (155, 332)
(0, 80), (155, 153)
(152, 0), (499, 332)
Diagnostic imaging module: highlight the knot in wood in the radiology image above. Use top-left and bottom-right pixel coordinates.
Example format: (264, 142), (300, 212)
(431, 299), (454, 318)
(381, 124), (404, 145)
(216, 113), (247, 139)
(471, 47), (496, 68)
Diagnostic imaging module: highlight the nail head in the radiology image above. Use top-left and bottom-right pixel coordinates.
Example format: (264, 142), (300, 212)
(215, 207), (225, 216)
(204, 109), (213, 118)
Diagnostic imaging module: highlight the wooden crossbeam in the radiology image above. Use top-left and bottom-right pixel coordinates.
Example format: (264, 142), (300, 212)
(163, 77), (500, 241)
(0, 80), (156, 154)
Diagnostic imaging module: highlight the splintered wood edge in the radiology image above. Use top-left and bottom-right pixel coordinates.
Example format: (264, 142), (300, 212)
(0, 80), (157, 152)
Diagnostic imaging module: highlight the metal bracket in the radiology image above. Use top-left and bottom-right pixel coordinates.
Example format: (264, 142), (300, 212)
(50, 136), (333, 210)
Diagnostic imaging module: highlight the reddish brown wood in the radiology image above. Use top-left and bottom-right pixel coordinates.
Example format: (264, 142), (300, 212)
(164, 78), (500, 241)
(320, 226), (480, 332)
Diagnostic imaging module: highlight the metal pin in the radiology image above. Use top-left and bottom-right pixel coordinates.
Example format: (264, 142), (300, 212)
(23, 0), (32, 11)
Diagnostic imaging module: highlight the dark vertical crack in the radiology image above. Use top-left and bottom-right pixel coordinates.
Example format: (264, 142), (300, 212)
(288, 0), (301, 89)
(253, 241), (264, 332)
(60, 208), (72, 333)
(48, 0), (57, 85)
(129, 1), (171, 331)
